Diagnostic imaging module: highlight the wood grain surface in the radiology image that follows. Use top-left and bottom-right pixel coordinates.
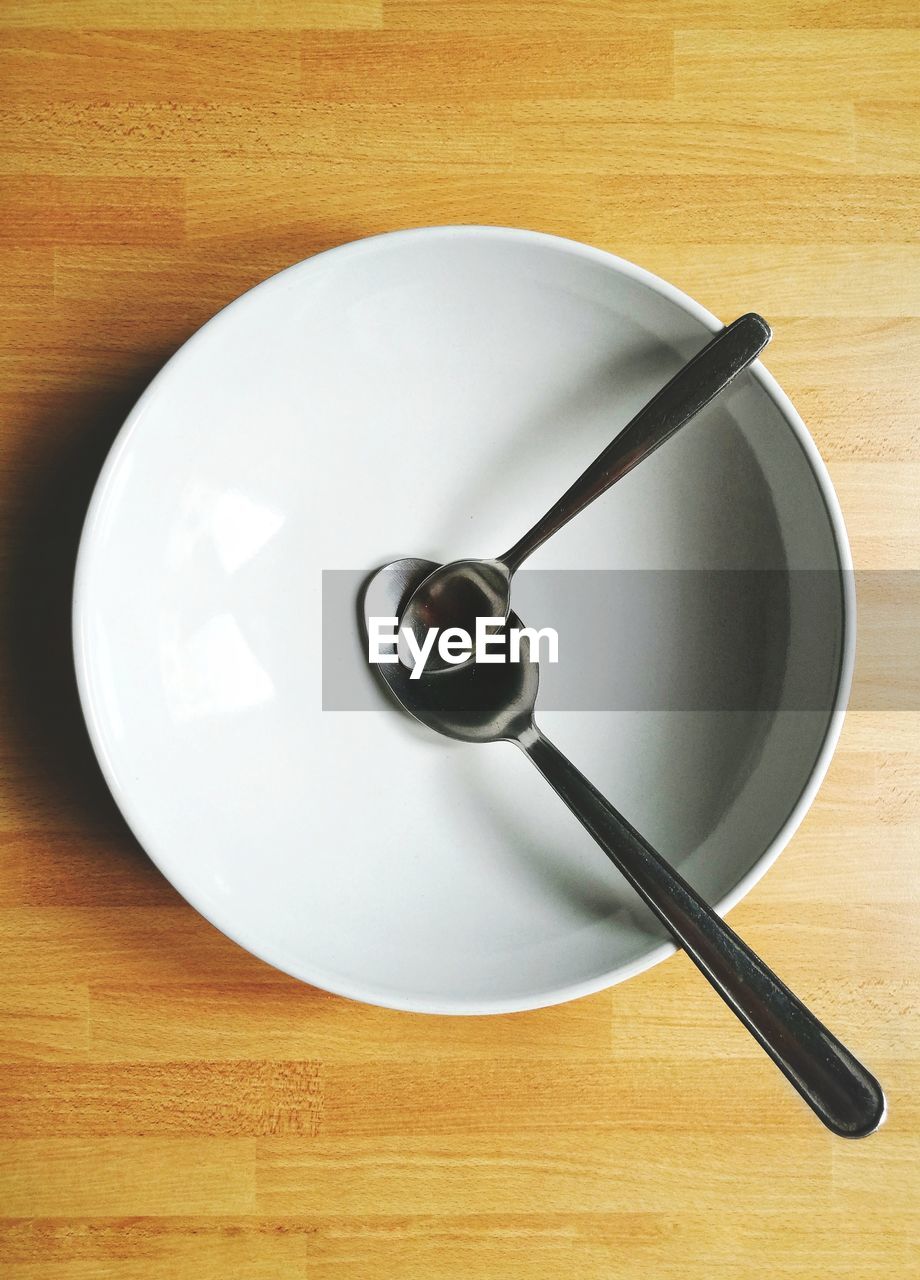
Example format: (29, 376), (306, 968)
(1, 2), (918, 1276)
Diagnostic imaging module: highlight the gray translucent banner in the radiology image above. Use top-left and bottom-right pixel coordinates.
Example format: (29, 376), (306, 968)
(322, 570), (919, 712)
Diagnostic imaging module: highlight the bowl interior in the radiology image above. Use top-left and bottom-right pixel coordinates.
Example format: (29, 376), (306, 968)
(75, 228), (848, 1012)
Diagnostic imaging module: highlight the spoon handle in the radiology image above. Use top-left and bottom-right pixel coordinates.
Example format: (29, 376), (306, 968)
(500, 313), (772, 573)
(519, 725), (886, 1138)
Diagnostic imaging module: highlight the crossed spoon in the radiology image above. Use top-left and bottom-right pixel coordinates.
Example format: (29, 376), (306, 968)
(367, 314), (885, 1134)
(364, 557), (886, 1137)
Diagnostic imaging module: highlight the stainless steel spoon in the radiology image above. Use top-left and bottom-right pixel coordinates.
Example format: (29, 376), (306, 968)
(366, 556), (887, 1138)
(400, 313), (771, 672)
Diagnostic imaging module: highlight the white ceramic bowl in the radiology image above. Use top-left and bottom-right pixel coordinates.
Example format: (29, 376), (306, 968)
(73, 227), (853, 1014)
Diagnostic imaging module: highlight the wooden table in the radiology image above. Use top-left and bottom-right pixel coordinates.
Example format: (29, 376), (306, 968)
(1, 3), (917, 1276)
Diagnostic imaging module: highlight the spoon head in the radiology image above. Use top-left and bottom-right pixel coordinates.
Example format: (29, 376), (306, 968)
(364, 558), (537, 743)
(397, 556), (512, 673)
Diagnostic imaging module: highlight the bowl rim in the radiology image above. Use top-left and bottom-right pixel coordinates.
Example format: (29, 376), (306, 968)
(72, 224), (856, 1014)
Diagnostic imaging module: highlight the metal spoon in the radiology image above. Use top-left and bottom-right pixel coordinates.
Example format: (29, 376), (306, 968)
(400, 313), (771, 672)
(366, 556), (886, 1138)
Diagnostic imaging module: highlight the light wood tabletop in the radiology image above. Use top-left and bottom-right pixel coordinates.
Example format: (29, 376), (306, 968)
(1, 3), (917, 1276)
